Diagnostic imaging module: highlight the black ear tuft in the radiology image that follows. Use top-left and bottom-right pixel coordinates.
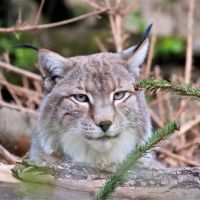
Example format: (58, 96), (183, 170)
(14, 44), (39, 51)
(133, 23), (153, 53)
(143, 23), (153, 41)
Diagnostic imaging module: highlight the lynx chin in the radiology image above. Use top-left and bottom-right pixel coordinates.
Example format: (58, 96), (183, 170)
(29, 25), (161, 168)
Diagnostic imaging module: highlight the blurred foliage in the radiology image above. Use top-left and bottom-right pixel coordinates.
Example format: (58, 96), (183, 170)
(163, 0), (177, 4)
(155, 37), (185, 57)
(14, 49), (37, 69)
(0, 32), (38, 85)
(72, 3), (88, 16)
(0, 19), (3, 27)
(0, 1), (186, 75)
(124, 10), (146, 33)
(145, 95), (156, 103)
(0, 33), (38, 70)
(56, 29), (110, 56)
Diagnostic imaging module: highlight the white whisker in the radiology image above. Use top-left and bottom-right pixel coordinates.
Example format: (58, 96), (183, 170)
(59, 127), (80, 135)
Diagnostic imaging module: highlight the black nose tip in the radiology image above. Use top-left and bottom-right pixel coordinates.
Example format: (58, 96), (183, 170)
(98, 121), (112, 132)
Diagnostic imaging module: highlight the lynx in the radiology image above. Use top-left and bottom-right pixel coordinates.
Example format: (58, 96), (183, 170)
(29, 25), (161, 168)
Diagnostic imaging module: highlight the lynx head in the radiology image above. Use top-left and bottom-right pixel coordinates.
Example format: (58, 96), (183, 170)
(35, 25), (152, 164)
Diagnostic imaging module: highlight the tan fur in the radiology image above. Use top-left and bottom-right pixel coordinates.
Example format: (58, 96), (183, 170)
(29, 42), (162, 169)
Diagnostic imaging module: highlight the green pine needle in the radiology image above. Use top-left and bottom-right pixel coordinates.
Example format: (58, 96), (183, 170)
(138, 79), (200, 99)
(94, 121), (179, 200)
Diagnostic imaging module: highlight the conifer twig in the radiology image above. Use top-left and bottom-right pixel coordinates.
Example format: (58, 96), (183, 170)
(138, 79), (200, 99)
(94, 121), (179, 200)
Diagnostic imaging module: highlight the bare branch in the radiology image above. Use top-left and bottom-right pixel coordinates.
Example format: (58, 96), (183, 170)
(0, 9), (108, 33)
(34, 0), (46, 25)
(123, 0), (141, 15)
(105, 0), (123, 52)
(80, 0), (103, 9)
(148, 107), (164, 127)
(0, 61), (41, 81)
(95, 37), (108, 52)
(154, 66), (165, 123)
(144, 21), (157, 78)
(0, 79), (41, 100)
(0, 145), (20, 164)
(157, 148), (200, 167)
(178, 115), (200, 136)
(0, 100), (37, 116)
(176, 137), (200, 152)
(184, 0), (196, 83)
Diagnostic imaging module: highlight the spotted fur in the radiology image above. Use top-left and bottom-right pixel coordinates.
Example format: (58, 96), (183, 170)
(29, 39), (162, 168)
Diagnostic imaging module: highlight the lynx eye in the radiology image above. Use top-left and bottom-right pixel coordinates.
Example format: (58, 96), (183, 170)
(73, 94), (89, 102)
(113, 91), (126, 100)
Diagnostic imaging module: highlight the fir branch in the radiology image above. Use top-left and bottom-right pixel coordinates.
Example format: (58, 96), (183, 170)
(137, 79), (200, 99)
(94, 121), (179, 200)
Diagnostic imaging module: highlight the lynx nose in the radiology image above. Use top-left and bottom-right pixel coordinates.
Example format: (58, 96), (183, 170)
(98, 121), (112, 132)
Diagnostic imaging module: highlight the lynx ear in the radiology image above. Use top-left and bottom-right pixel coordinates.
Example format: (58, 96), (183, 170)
(121, 24), (152, 76)
(38, 49), (69, 91)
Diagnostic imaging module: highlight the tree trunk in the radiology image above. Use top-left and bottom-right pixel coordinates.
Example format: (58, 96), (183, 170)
(0, 162), (199, 200)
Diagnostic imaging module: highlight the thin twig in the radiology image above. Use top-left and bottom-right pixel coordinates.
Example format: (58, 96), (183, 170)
(105, 0), (118, 51)
(80, 0), (103, 9)
(95, 37), (108, 52)
(176, 137), (200, 152)
(165, 93), (173, 121)
(157, 148), (200, 167)
(115, 0), (123, 51)
(104, 0), (124, 52)
(154, 66), (165, 123)
(115, 12), (123, 52)
(0, 73), (22, 106)
(184, 0), (195, 83)
(177, 115), (200, 136)
(0, 100), (37, 116)
(0, 145), (20, 164)
(148, 107), (164, 127)
(145, 21), (157, 79)
(0, 9), (108, 32)
(180, 0), (196, 148)
(123, 0), (141, 15)
(22, 77), (29, 89)
(0, 61), (41, 81)
(0, 79), (41, 100)
(172, 98), (190, 120)
(33, 80), (42, 93)
(149, 95), (169, 107)
(34, 0), (46, 25)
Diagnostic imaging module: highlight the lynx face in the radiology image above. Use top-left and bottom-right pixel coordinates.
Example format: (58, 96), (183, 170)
(30, 37), (152, 165)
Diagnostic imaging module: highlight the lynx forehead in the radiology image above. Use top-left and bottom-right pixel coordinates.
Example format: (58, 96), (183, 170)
(55, 54), (134, 96)
(29, 25), (155, 167)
